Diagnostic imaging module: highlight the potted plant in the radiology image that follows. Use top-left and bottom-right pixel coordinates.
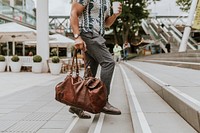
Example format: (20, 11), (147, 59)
(0, 55), (6, 72)
(10, 55), (21, 72)
(49, 56), (62, 75)
(32, 55), (43, 73)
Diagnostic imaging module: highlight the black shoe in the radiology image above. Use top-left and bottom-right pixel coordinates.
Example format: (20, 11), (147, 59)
(69, 107), (91, 119)
(101, 102), (121, 115)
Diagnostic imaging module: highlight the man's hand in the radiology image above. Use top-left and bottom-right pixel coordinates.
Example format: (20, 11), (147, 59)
(113, 3), (122, 17)
(105, 3), (122, 27)
(74, 37), (87, 52)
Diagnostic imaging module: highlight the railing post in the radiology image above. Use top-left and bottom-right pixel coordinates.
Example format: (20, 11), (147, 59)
(179, 0), (198, 52)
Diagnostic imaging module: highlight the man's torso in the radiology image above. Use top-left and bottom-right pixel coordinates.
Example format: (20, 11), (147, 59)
(78, 0), (111, 35)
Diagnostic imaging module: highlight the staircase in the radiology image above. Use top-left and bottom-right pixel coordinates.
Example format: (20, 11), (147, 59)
(134, 50), (200, 70)
(60, 63), (198, 133)
(141, 18), (198, 53)
(122, 60), (200, 133)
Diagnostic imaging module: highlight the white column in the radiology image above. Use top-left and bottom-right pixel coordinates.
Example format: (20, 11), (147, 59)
(179, 0), (198, 52)
(0, 1), (2, 14)
(10, 0), (14, 7)
(67, 47), (72, 58)
(6, 42), (9, 56)
(12, 41), (15, 55)
(6, 42), (9, 71)
(22, 0), (25, 11)
(36, 0), (49, 72)
(22, 43), (25, 56)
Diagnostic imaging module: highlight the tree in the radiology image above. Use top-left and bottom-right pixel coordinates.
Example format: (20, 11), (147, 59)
(110, 0), (159, 45)
(176, 0), (191, 12)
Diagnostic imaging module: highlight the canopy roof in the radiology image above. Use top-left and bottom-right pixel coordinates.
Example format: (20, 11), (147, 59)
(49, 34), (75, 47)
(0, 22), (36, 42)
(24, 34), (75, 48)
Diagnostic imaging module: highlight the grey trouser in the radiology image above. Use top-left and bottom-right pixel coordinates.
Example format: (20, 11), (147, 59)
(80, 32), (115, 96)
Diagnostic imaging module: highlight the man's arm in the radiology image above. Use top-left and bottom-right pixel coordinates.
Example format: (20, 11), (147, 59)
(105, 14), (118, 27)
(70, 2), (85, 35)
(119, 46), (122, 51)
(70, 2), (86, 51)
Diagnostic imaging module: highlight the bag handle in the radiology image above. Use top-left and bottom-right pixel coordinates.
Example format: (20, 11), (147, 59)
(71, 43), (91, 77)
(82, 51), (93, 78)
(70, 49), (79, 75)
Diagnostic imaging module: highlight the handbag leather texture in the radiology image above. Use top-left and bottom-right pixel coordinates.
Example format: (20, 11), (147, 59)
(55, 50), (107, 114)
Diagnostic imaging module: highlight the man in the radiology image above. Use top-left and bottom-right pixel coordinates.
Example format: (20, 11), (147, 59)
(122, 41), (130, 61)
(165, 43), (171, 53)
(113, 44), (122, 63)
(70, 0), (122, 119)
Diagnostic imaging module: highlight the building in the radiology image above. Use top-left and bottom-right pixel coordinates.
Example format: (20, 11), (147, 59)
(1, 0), (35, 15)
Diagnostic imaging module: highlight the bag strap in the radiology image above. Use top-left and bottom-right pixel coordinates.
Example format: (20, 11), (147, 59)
(82, 51), (93, 78)
(71, 43), (91, 77)
(82, 51), (87, 71)
(70, 49), (79, 75)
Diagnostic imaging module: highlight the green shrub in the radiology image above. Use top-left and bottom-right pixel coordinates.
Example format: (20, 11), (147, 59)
(11, 55), (19, 62)
(0, 55), (5, 62)
(52, 56), (60, 63)
(33, 55), (42, 62)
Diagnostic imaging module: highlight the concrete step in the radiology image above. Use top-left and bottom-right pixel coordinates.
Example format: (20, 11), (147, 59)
(120, 64), (196, 133)
(137, 57), (200, 62)
(134, 50), (200, 70)
(137, 59), (200, 70)
(123, 61), (200, 132)
(137, 51), (200, 59)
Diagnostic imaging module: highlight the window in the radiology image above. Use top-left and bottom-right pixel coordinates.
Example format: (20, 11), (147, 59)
(2, 0), (9, 5)
(15, 0), (23, 6)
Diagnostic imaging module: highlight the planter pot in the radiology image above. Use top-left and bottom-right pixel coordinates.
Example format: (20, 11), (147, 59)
(32, 62), (43, 73)
(10, 62), (21, 72)
(0, 62), (6, 72)
(49, 63), (62, 75)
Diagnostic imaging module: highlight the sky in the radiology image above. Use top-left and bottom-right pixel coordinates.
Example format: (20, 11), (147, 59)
(147, 0), (188, 16)
(33, 0), (187, 17)
(33, 0), (71, 16)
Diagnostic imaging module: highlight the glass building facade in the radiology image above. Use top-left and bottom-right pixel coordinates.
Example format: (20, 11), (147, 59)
(1, 0), (35, 15)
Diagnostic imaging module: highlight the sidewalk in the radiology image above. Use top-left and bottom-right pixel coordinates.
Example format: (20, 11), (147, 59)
(0, 72), (68, 133)
(0, 72), (66, 98)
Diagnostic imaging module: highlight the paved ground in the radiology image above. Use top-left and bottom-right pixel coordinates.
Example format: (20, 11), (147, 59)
(0, 72), (68, 133)
(0, 72), (65, 98)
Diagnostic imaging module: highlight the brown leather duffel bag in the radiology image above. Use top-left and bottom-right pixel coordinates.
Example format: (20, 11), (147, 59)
(55, 50), (107, 114)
